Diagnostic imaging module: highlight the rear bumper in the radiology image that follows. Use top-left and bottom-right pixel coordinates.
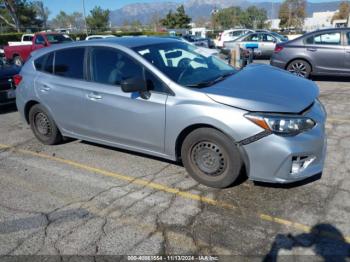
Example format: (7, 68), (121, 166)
(242, 100), (327, 184)
(270, 57), (287, 69)
(0, 90), (16, 105)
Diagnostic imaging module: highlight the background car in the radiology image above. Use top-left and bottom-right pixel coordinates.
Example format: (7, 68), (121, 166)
(271, 28), (350, 78)
(0, 58), (20, 106)
(216, 29), (254, 48)
(225, 32), (286, 58)
(85, 35), (117, 40)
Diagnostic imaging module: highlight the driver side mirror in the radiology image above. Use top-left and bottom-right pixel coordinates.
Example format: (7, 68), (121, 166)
(121, 77), (147, 93)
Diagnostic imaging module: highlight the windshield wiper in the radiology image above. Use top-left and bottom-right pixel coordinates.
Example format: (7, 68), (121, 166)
(186, 71), (235, 88)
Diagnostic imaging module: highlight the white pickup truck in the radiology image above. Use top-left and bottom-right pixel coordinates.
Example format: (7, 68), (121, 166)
(8, 34), (34, 46)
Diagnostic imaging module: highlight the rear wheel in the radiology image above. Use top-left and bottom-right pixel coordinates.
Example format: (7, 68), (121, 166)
(287, 59), (311, 78)
(29, 104), (62, 145)
(181, 128), (243, 188)
(13, 55), (23, 66)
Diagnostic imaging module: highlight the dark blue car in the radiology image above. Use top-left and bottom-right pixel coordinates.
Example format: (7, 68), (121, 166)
(0, 59), (20, 106)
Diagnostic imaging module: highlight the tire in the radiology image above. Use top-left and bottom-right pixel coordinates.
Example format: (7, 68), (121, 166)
(181, 128), (243, 188)
(29, 104), (62, 145)
(286, 59), (311, 78)
(13, 55), (23, 66)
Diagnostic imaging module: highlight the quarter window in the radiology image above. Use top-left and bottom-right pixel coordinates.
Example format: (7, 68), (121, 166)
(54, 48), (85, 79)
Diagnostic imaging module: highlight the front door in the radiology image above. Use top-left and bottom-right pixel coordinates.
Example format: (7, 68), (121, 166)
(344, 31), (350, 74)
(80, 47), (168, 153)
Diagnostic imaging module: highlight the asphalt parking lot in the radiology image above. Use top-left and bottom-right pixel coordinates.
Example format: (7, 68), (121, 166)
(0, 73), (350, 260)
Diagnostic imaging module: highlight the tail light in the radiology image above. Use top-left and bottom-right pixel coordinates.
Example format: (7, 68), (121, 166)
(274, 45), (284, 53)
(13, 74), (22, 87)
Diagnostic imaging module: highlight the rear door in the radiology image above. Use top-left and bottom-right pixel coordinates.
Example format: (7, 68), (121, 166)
(34, 47), (87, 135)
(304, 31), (345, 74)
(344, 30), (350, 74)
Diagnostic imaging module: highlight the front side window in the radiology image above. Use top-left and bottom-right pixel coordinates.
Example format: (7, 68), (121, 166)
(90, 47), (143, 86)
(90, 47), (167, 93)
(262, 34), (275, 42)
(54, 48), (85, 79)
(346, 32), (350, 45)
(310, 32), (341, 45)
(133, 42), (235, 87)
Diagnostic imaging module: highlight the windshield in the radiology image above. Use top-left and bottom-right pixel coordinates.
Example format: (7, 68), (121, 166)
(46, 34), (73, 44)
(133, 42), (236, 87)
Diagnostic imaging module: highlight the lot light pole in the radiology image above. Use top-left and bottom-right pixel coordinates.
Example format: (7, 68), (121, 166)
(82, 0), (88, 36)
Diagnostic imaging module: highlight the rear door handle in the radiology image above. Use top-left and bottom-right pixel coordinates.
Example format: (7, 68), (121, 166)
(307, 48), (317, 52)
(346, 50), (350, 53)
(40, 85), (50, 92)
(87, 92), (102, 100)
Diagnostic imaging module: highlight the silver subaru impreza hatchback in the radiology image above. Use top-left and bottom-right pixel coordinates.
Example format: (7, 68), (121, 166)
(15, 37), (327, 188)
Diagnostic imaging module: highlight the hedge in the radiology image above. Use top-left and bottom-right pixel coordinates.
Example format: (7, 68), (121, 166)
(0, 31), (168, 46)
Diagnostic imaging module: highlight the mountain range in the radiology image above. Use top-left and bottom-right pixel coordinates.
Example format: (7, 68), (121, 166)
(109, 0), (342, 25)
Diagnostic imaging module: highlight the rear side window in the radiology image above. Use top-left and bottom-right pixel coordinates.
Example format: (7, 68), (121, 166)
(34, 52), (55, 74)
(54, 48), (85, 79)
(34, 55), (45, 71)
(346, 32), (350, 45)
(306, 32), (341, 45)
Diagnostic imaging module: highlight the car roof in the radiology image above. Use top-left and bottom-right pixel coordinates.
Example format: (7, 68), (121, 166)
(29, 36), (183, 59)
(78, 36), (180, 48)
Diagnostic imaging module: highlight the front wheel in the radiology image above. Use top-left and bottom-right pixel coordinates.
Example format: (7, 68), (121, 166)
(181, 128), (243, 188)
(287, 60), (311, 78)
(29, 104), (63, 145)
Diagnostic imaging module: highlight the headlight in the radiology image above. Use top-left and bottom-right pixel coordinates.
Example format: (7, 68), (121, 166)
(245, 113), (316, 136)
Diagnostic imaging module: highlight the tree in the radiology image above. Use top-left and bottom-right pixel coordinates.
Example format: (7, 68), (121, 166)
(278, 0), (306, 29)
(86, 6), (110, 32)
(50, 11), (84, 31)
(0, 0), (42, 32)
(240, 6), (268, 29)
(332, 1), (350, 21)
(160, 5), (191, 29)
(33, 1), (50, 29)
(211, 7), (243, 29)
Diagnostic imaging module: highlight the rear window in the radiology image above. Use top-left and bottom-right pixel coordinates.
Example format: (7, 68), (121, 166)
(54, 48), (85, 79)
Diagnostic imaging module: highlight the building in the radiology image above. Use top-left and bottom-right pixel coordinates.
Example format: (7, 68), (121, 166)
(303, 11), (337, 32)
(266, 19), (281, 30)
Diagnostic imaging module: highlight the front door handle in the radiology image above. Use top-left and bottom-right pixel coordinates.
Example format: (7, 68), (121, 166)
(307, 48), (317, 52)
(346, 50), (350, 53)
(87, 92), (102, 100)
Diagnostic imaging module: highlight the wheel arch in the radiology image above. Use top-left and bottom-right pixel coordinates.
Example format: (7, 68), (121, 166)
(24, 100), (40, 124)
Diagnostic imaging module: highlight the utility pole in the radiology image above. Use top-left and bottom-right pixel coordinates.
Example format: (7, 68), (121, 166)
(82, 0), (88, 36)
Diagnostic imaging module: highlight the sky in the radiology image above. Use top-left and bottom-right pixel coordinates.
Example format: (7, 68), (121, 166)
(43, 0), (340, 19)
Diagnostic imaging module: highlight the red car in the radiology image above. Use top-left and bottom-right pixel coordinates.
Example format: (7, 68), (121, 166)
(4, 32), (73, 66)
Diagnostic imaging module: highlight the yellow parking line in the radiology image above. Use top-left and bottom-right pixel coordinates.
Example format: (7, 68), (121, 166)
(327, 118), (350, 124)
(0, 143), (349, 244)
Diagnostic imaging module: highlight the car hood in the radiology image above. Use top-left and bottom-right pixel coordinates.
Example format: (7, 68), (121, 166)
(202, 64), (319, 113)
